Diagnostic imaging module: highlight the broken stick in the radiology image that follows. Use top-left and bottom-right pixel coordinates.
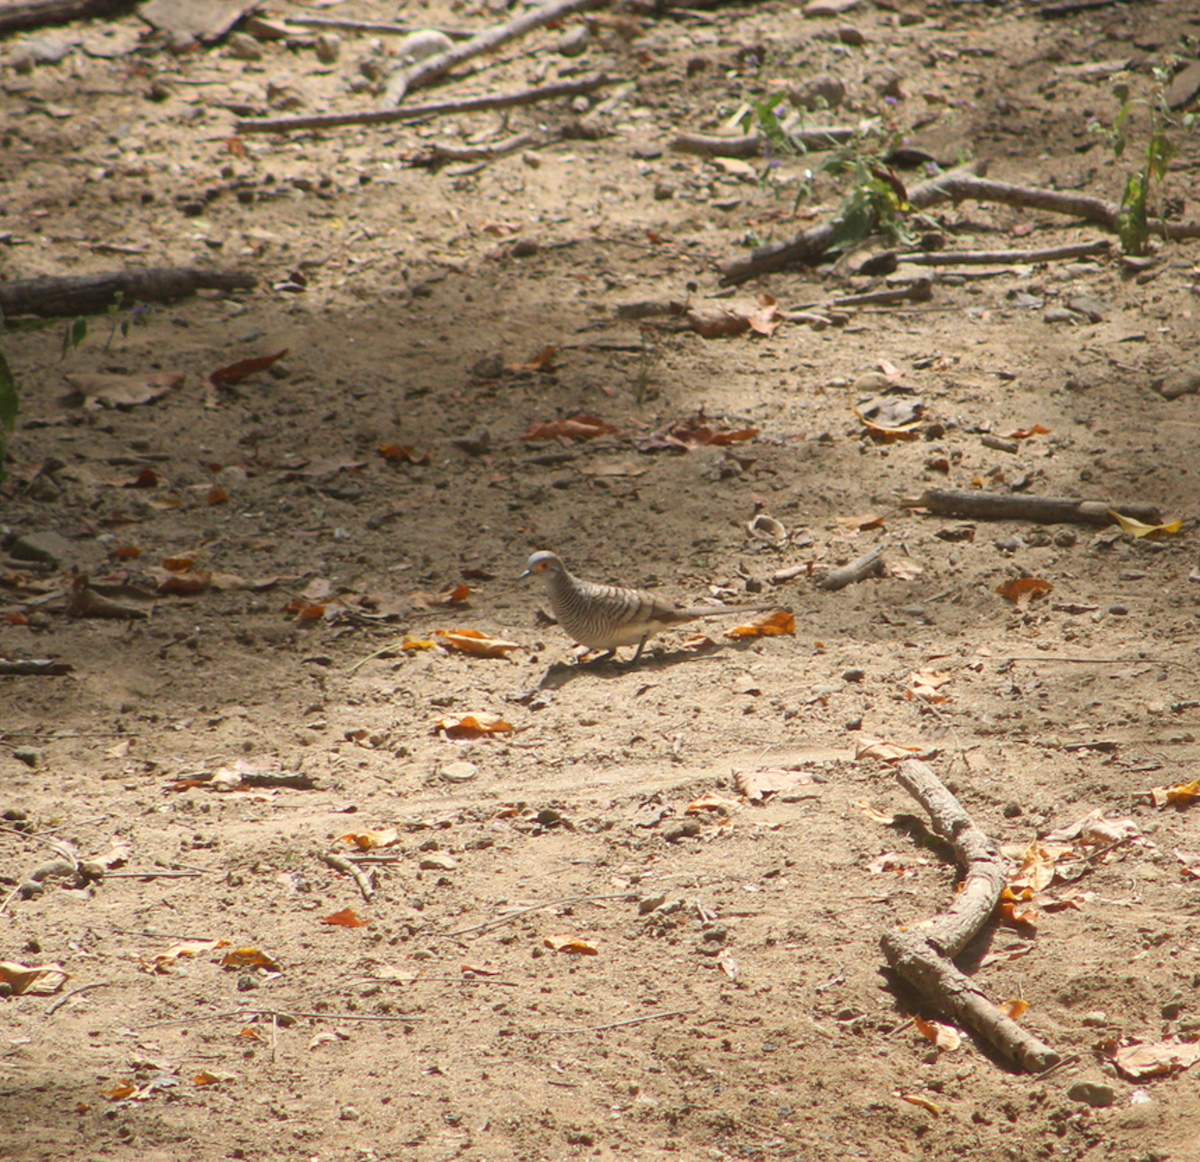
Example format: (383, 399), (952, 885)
(904, 488), (1163, 527)
(671, 128), (857, 157)
(880, 758), (1060, 1073)
(237, 73), (617, 135)
(382, 0), (607, 106)
(817, 543), (888, 591)
(0, 267), (256, 318)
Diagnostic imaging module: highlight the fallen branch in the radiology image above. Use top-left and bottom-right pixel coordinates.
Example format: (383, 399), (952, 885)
(0, 0), (128, 35)
(718, 163), (1200, 283)
(237, 72), (618, 135)
(383, 0), (608, 106)
(904, 488), (1163, 527)
(820, 278), (932, 309)
(671, 128), (857, 158)
(416, 131), (538, 168)
(880, 758), (1060, 1072)
(0, 659), (72, 676)
(319, 851), (376, 903)
(719, 163), (985, 284)
(817, 543), (888, 591)
(0, 267), (256, 319)
(898, 239), (1111, 265)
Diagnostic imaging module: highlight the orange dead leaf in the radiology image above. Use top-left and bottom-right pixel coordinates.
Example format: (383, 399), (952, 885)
(914, 1016), (960, 1051)
(103, 1082), (138, 1100)
(154, 569), (212, 595)
(906, 668), (952, 703)
(509, 346), (557, 373)
(194, 1070), (236, 1086)
(162, 553), (200, 572)
(238, 1027), (264, 1041)
(120, 466), (159, 488)
(1001, 998), (1029, 1020)
(145, 939), (230, 972)
(220, 948), (281, 971)
(209, 349), (289, 389)
(835, 512), (886, 532)
(340, 828), (399, 850)
(3, 612), (28, 626)
(995, 577), (1053, 603)
(544, 934), (599, 955)
(725, 609), (795, 641)
(1150, 779), (1200, 808)
(686, 794), (742, 815)
(207, 485), (229, 506)
(401, 636), (436, 651)
(747, 294), (783, 337)
(436, 713), (514, 739)
(522, 414), (617, 442)
(378, 443), (431, 465)
(896, 1092), (941, 1116)
(112, 544), (143, 560)
(320, 909), (371, 928)
(1004, 424), (1050, 440)
(433, 629), (521, 658)
(854, 738), (926, 763)
(686, 306), (751, 338)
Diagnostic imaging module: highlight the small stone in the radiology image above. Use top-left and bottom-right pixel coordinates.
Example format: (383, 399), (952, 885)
(225, 32), (264, 61)
(654, 182), (675, 201)
(837, 26), (867, 47)
(1054, 529), (1077, 548)
(339, 1106), (361, 1121)
(1108, 604), (1129, 616)
(1156, 365), (1200, 400)
(440, 761), (477, 783)
(842, 667), (865, 683)
(419, 853), (459, 871)
(1002, 801), (1023, 818)
(789, 74), (845, 110)
(315, 33), (341, 64)
(1081, 1010), (1107, 1026)
(395, 30), (453, 65)
(556, 24), (590, 57)
(1067, 1081), (1115, 1108)
(236, 973), (260, 992)
(12, 748), (42, 769)
(1043, 307), (1078, 325)
(10, 531), (73, 566)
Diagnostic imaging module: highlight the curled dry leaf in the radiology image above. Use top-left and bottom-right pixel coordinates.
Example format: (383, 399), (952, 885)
(522, 414), (617, 442)
(734, 768), (824, 801)
(152, 568), (212, 595)
(914, 1016), (961, 1052)
(725, 610), (795, 640)
(433, 629), (521, 658)
(194, 1070), (237, 1086)
(896, 1092), (942, 1116)
(995, 576), (1053, 603)
(1004, 423), (1050, 440)
(854, 397), (924, 442)
(854, 738), (926, 763)
(144, 939), (230, 973)
(906, 668), (951, 703)
(209, 348), (289, 390)
(509, 346), (557, 374)
(220, 948), (281, 971)
(378, 443), (431, 465)
(544, 934), (599, 955)
(686, 794), (743, 815)
(1107, 509), (1182, 540)
(1150, 779), (1200, 808)
(341, 828), (399, 850)
(0, 961), (68, 996)
(320, 908), (371, 928)
(1001, 998), (1029, 1021)
(1112, 1038), (1200, 1080)
(436, 713), (514, 740)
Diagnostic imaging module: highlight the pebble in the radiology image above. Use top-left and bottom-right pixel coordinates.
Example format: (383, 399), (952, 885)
(1156, 365), (1200, 400)
(556, 25), (590, 57)
(440, 761), (478, 783)
(225, 33), (264, 61)
(419, 853), (458, 871)
(10, 531), (72, 566)
(12, 748), (42, 769)
(1108, 604), (1129, 616)
(1067, 1081), (1115, 1108)
(790, 74), (845, 110)
(315, 33), (341, 64)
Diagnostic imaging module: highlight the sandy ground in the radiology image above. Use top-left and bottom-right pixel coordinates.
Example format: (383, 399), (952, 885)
(2, 0), (1200, 1159)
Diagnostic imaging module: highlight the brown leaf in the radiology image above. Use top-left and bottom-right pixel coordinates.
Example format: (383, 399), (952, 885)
(378, 443), (432, 465)
(1004, 424), (1050, 440)
(687, 307), (750, 338)
(543, 934), (599, 955)
(209, 349), (289, 389)
(145, 939), (230, 972)
(63, 372), (183, 411)
(1112, 1038), (1200, 1080)
(522, 414), (617, 442)
(221, 948), (281, 971)
(1150, 779), (1200, 808)
(725, 609), (795, 640)
(152, 569), (212, 595)
(734, 768), (824, 801)
(433, 629), (521, 658)
(340, 828), (399, 850)
(320, 908), (371, 928)
(508, 346), (557, 373)
(436, 713), (514, 739)
(0, 961), (67, 995)
(995, 577), (1054, 603)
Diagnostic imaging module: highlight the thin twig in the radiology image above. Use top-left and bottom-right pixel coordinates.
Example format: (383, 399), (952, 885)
(46, 980), (113, 1015)
(320, 851), (376, 903)
(441, 892), (633, 938)
(130, 1008), (424, 1028)
(538, 1007), (699, 1035)
(104, 869), (203, 879)
(237, 72), (618, 135)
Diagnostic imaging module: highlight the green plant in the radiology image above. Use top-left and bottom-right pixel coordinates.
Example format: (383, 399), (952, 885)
(60, 293), (151, 359)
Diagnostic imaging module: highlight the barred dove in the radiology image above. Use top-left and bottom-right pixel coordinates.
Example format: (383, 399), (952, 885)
(519, 550), (775, 664)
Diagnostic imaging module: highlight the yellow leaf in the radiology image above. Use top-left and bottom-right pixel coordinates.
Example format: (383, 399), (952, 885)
(1108, 509), (1183, 540)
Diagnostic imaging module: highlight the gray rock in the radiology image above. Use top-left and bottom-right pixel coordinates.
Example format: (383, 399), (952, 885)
(10, 531), (73, 566)
(1157, 366), (1200, 400)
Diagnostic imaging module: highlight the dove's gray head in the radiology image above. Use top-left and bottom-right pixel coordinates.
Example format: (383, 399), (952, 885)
(519, 551), (566, 582)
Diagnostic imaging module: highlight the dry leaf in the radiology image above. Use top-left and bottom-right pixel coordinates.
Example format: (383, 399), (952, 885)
(717, 950), (740, 980)
(896, 1092), (941, 1116)
(1107, 510), (1182, 540)
(544, 934), (599, 955)
(914, 1016), (961, 1052)
(1001, 998), (1029, 1020)
(0, 961), (67, 995)
(1112, 1038), (1200, 1080)
(194, 1071), (237, 1086)
(855, 738), (926, 763)
(686, 794), (743, 815)
(378, 444), (431, 465)
(341, 828), (399, 850)
(906, 668), (952, 703)
(1150, 779), (1200, 808)
(734, 768), (824, 801)
(725, 609), (795, 640)
(145, 939), (230, 972)
(320, 909), (371, 928)
(509, 346), (557, 373)
(995, 576), (1053, 603)
(436, 713), (514, 739)
(1004, 424), (1050, 440)
(209, 349), (289, 389)
(433, 629), (521, 658)
(63, 372), (183, 411)
(522, 414), (617, 441)
(221, 948), (281, 971)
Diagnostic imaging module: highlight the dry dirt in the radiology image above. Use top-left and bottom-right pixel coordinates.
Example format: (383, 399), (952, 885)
(2, 0), (1200, 1159)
